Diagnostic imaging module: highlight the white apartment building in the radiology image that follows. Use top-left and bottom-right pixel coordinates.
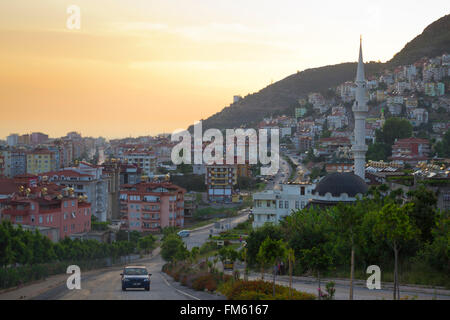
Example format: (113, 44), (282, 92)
(122, 151), (156, 177)
(252, 183), (315, 228)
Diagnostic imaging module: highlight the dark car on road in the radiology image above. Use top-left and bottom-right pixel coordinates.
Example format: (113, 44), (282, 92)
(121, 266), (151, 291)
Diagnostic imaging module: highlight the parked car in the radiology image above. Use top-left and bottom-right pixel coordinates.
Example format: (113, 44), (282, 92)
(177, 230), (190, 238)
(121, 266), (151, 291)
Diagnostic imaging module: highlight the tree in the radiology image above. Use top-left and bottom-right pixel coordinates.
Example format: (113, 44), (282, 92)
(246, 224), (283, 267)
(373, 203), (419, 300)
(407, 186), (438, 242)
(0, 221), (14, 267)
(415, 210), (449, 275)
(435, 130), (450, 157)
(287, 248), (296, 299)
(300, 246), (332, 299)
(378, 118), (413, 146)
(190, 247), (200, 264)
(239, 246), (249, 281)
(332, 201), (365, 300)
(138, 235), (156, 254)
(257, 237), (287, 297)
(161, 234), (189, 263)
(367, 142), (391, 161)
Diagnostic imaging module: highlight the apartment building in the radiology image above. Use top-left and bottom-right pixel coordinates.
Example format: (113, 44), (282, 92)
(252, 183), (315, 228)
(0, 178), (92, 241)
(390, 138), (431, 165)
(26, 148), (56, 175)
(122, 150), (156, 177)
(119, 181), (185, 232)
(205, 164), (238, 203)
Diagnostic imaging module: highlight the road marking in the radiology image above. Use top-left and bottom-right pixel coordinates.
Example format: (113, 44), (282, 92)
(160, 273), (200, 300)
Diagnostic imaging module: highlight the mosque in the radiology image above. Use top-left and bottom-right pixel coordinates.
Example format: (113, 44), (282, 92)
(309, 38), (369, 207)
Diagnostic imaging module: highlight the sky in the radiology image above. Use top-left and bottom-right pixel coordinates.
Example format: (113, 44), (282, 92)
(0, 0), (449, 139)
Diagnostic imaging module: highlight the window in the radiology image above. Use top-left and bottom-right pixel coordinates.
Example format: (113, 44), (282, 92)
(64, 213), (68, 220)
(295, 201), (299, 209)
(72, 212), (76, 219)
(279, 201), (283, 208)
(39, 216), (43, 224)
(266, 201), (270, 207)
(16, 216), (23, 222)
(64, 201), (68, 208)
(71, 200), (75, 207)
(31, 203), (35, 210)
(31, 215), (35, 223)
(284, 201), (289, 209)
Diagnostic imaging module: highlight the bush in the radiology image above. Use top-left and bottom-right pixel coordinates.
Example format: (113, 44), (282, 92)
(223, 279), (316, 300)
(192, 273), (218, 292)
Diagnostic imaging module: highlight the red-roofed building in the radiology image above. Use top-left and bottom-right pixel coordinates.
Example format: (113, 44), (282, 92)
(38, 163), (110, 222)
(1, 197), (91, 241)
(0, 177), (92, 241)
(390, 138), (431, 165)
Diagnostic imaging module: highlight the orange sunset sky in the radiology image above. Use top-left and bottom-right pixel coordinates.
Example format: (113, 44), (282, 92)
(0, 0), (448, 139)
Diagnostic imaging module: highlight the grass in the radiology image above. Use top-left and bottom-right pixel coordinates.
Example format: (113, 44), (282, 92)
(184, 218), (220, 230)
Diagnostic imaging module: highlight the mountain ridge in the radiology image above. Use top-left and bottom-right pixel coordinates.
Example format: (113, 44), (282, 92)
(189, 14), (450, 132)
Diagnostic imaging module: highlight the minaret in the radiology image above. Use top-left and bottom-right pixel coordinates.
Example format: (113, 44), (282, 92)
(352, 36), (368, 180)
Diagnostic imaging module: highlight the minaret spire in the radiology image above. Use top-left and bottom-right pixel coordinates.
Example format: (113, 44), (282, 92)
(352, 37), (368, 180)
(356, 36), (365, 84)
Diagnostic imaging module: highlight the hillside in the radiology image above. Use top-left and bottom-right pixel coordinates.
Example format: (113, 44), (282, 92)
(388, 13), (450, 67)
(190, 14), (450, 132)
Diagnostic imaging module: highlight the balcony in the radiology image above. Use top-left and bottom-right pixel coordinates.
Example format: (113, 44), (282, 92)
(40, 207), (61, 214)
(2, 208), (30, 216)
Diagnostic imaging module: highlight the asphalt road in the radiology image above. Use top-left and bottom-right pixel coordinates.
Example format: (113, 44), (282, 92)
(183, 212), (250, 250)
(30, 254), (224, 300)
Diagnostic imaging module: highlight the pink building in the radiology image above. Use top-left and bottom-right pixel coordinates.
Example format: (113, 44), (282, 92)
(1, 198), (91, 241)
(0, 178), (92, 241)
(119, 181), (185, 232)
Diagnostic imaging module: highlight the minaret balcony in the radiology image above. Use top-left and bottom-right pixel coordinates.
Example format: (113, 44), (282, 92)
(351, 145), (368, 152)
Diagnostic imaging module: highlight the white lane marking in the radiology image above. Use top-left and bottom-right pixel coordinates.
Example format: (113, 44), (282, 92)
(159, 273), (200, 300)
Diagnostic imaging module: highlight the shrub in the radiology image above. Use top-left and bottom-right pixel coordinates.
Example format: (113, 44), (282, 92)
(223, 280), (316, 300)
(192, 273), (218, 292)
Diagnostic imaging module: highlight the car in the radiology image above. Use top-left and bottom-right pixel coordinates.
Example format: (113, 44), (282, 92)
(177, 230), (190, 237)
(121, 266), (151, 291)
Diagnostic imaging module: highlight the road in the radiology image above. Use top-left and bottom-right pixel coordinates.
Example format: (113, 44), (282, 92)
(263, 156), (291, 191)
(0, 251), (224, 300)
(227, 263), (450, 300)
(183, 211), (250, 250)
